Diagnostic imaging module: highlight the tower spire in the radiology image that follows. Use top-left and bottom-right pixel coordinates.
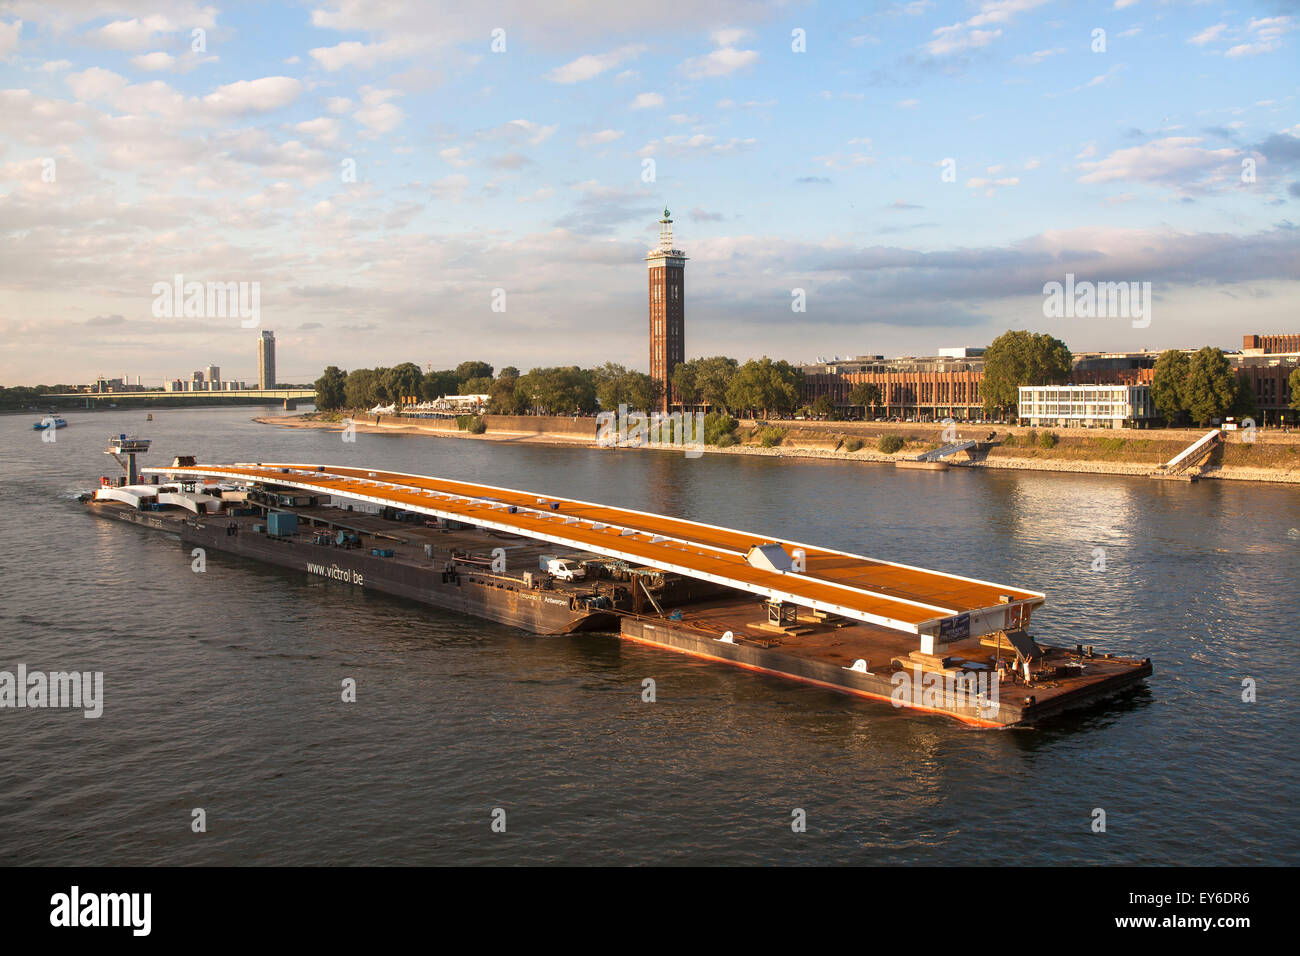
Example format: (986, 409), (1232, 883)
(658, 207), (673, 250)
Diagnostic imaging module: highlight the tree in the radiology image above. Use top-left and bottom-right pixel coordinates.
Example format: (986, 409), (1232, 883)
(516, 366), (597, 414)
(726, 357), (802, 418)
(455, 361), (494, 384)
(343, 368), (381, 409)
(624, 372), (661, 412)
(592, 363), (661, 412)
(314, 366), (347, 411)
(420, 369), (460, 400)
(591, 362), (631, 411)
(671, 356), (738, 410)
(384, 362), (423, 403)
(812, 394), (834, 418)
(671, 361), (699, 407)
(1231, 376), (1258, 422)
(981, 330), (1073, 418)
(461, 375), (494, 395)
(1151, 349), (1191, 425)
(489, 369), (525, 414)
(695, 356), (739, 411)
(1184, 347), (1237, 426)
(1289, 368), (1300, 415)
(849, 381), (881, 418)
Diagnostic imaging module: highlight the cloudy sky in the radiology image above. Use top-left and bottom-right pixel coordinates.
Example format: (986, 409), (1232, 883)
(1, 0), (1298, 386)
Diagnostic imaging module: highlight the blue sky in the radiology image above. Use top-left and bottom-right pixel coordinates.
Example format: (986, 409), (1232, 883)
(1, 0), (1298, 384)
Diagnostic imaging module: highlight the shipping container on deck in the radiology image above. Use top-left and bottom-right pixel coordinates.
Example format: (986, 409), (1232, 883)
(267, 512), (298, 536)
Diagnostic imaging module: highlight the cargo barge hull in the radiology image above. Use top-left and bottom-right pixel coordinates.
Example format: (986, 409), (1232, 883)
(85, 460), (1153, 728)
(95, 503), (619, 635)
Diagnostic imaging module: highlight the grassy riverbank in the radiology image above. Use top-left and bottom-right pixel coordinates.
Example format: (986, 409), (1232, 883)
(256, 412), (1300, 484)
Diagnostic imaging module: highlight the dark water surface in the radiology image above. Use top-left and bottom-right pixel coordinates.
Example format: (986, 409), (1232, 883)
(2, 406), (1297, 865)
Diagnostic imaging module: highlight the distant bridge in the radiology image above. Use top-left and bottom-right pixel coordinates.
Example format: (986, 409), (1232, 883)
(42, 388), (315, 409)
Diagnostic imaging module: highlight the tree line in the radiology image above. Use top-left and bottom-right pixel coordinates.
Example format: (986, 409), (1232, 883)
(1152, 347), (1259, 426)
(314, 334), (1283, 426)
(980, 331), (1259, 426)
(0, 384), (81, 410)
(315, 356), (806, 418)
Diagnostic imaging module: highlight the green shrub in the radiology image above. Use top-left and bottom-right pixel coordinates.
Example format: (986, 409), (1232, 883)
(759, 426), (786, 448)
(1001, 433), (1018, 447)
(1038, 431), (1058, 449)
(703, 411), (739, 446)
(714, 433), (737, 448)
(457, 415), (487, 434)
(877, 434), (905, 454)
(1026, 429), (1039, 446)
(845, 438), (863, 453)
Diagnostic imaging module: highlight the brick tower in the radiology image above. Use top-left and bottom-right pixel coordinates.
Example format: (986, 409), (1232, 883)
(645, 207), (686, 411)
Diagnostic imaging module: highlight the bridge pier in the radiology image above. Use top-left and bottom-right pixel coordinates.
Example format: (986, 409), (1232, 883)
(284, 399), (297, 410)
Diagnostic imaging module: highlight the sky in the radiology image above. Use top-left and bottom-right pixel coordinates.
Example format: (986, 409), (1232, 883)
(1, 0), (1298, 386)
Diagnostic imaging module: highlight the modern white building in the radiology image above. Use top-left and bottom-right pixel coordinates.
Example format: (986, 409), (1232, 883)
(1017, 384), (1156, 429)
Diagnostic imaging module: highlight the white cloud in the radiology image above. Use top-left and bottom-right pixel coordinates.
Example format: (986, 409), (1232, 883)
(812, 152), (876, 170)
(294, 117), (341, 146)
(40, 59), (71, 72)
(0, 19), (21, 57)
(1015, 46), (1064, 64)
(245, 182), (298, 209)
(130, 51), (174, 71)
(353, 87), (404, 135)
(1076, 137), (1238, 185)
(1188, 24), (1227, 46)
(440, 146), (473, 167)
(639, 134), (757, 157)
(90, 16), (182, 51)
(896, 98), (919, 109)
(631, 92), (664, 109)
(1226, 16), (1294, 57)
(325, 97), (353, 114)
(577, 129), (624, 147)
(680, 46), (759, 78)
(925, 0), (1046, 56)
(203, 77), (302, 116)
(546, 45), (645, 83)
(927, 26), (1001, 56)
(479, 118), (557, 147)
(308, 33), (435, 71)
(431, 173), (469, 200)
(710, 28), (752, 47)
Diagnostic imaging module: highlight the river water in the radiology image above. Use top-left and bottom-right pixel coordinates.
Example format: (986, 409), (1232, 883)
(1, 406), (1296, 865)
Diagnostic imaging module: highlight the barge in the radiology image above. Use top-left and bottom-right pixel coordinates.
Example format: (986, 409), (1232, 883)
(81, 445), (1152, 727)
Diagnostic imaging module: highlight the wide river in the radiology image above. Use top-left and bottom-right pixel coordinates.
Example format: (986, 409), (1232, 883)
(2, 406), (1297, 865)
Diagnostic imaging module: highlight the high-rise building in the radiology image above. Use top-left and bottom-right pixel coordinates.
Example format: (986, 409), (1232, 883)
(258, 331), (276, 389)
(206, 365), (221, 388)
(645, 207), (686, 411)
